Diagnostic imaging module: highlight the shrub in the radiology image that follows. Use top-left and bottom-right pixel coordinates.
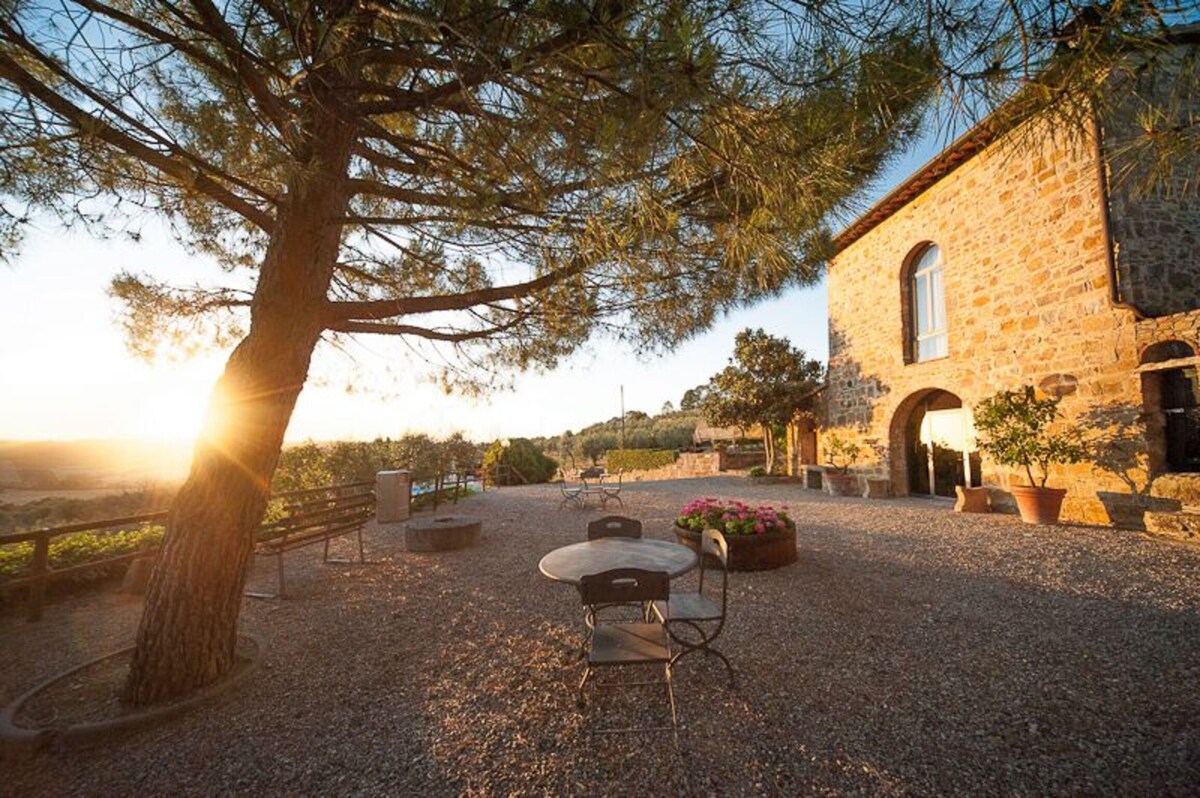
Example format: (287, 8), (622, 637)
(606, 449), (677, 472)
(825, 435), (861, 473)
(482, 439), (557, 485)
(748, 465), (767, 478)
(677, 498), (794, 536)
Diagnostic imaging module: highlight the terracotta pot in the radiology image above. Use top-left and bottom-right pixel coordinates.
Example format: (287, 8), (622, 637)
(824, 472), (860, 497)
(1010, 485), (1067, 525)
(673, 524), (797, 572)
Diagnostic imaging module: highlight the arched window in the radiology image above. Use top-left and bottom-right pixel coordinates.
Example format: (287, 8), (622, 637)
(907, 244), (947, 363)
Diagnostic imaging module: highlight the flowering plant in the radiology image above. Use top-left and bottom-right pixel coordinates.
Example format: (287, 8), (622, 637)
(676, 497), (794, 536)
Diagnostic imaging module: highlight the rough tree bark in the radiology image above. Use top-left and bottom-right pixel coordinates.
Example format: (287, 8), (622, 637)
(122, 109), (355, 706)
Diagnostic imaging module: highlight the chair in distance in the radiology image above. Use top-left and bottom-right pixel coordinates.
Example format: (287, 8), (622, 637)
(598, 469), (624, 506)
(652, 528), (735, 688)
(558, 468), (585, 508)
(577, 568), (677, 733)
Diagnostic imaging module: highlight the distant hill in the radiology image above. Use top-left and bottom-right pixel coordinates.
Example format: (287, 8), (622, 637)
(0, 439), (193, 489)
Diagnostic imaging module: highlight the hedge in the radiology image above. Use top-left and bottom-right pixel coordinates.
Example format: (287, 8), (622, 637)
(606, 449), (678, 472)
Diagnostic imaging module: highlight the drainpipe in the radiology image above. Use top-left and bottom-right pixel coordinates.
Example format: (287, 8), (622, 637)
(1091, 112), (1147, 320)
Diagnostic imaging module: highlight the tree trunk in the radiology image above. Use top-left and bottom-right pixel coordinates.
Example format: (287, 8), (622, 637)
(763, 431), (776, 475)
(122, 110), (355, 706)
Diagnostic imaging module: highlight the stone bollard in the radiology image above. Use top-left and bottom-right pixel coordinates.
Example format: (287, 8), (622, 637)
(376, 470), (412, 523)
(120, 555), (155, 594)
(954, 486), (991, 513)
(863, 478), (892, 499)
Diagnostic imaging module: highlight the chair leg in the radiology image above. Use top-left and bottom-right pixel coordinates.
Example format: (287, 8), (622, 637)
(277, 551), (286, 599)
(706, 647), (737, 690)
(665, 662), (678, 731)
(666, 621), (736, 689)
(577, 665), (592, 708)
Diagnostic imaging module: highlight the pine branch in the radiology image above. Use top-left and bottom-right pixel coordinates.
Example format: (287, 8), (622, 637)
(324, 257), (588, 322)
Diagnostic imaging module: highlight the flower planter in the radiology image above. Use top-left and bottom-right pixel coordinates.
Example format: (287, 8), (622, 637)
(673, 524), (797, 571)
(1010, 485), (1067, 525)
(824, 472), (859, 497)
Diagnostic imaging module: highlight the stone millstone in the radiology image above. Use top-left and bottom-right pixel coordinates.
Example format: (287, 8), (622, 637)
(405, 516), (481, 552)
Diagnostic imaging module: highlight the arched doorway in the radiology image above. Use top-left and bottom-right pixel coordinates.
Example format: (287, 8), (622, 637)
(890, 389), (981, 498)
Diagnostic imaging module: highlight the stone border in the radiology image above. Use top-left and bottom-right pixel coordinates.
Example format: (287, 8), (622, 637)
(0, 633), (264, 753)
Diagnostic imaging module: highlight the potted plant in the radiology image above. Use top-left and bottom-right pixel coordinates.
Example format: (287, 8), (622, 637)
(973, 386), (1086, 524)
(823, 434), (861, 496)
(674, 498), (797, 571)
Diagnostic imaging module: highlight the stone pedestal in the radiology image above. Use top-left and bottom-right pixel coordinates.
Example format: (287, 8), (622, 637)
(954, 486), (992, 513)
(406, 516), (481, 552)
(376, 470), (411, 523)
(1145, 510), (1200, 542)
(863, 478), (891, 499)
(120, 556), (154, 594)
(804, 466), (824, 491)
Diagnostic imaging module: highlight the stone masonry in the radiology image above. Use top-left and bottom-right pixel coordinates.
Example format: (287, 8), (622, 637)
(821, 83), (1200, 528)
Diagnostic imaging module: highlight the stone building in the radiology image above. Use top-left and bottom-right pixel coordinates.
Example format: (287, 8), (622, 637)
(819, 33), (1199, 527)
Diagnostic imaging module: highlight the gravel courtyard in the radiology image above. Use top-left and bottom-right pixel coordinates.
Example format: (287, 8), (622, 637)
(3, 477), (1199, 795)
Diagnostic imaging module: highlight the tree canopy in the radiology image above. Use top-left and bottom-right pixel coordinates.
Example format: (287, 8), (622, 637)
(701, 328), (824, 472)
(2, 0), (1190, 706)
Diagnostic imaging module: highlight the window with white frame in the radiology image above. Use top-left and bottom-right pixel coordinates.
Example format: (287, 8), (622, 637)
(911, 244), (947, 362)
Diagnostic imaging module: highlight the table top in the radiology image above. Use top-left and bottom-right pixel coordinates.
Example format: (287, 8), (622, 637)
(538, 538), (698, 585)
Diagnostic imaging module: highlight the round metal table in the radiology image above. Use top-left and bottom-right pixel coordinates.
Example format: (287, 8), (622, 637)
(538, 538), (698, 585)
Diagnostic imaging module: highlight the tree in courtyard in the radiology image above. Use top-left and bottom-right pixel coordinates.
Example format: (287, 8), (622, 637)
(578, 432), (618, 465)
(701, 329), (824, 473)
(0, 0), (1180, 705)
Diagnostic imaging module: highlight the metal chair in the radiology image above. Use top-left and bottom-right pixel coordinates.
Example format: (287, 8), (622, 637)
(582, 516), (646, 634)
(652, 528), (735, 688)
(577, 568), (677, 733)
(598, 469), (624, 506)
(586, 515), (642, 540)
(558, 468), (584, 508)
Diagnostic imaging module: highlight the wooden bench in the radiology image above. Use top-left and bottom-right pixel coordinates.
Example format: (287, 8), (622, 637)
(250, 481), (375, 599)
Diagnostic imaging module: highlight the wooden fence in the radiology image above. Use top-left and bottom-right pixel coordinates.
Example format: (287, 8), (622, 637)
(0, 481), (376, 622)
(0, 511), (170, 622)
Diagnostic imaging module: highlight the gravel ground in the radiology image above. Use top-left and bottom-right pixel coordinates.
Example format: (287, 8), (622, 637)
(3, 477), (1199, 796)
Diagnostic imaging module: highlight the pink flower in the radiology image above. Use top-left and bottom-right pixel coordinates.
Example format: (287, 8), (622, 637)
(754, 522), (765, 534)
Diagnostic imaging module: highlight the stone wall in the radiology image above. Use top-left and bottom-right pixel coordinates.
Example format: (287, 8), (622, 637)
(1105, 42), (1200, 318)
(1135, 308), (1200, 355)
(822, 114), (1175, 527)
(617, 450), (764, 482)
(620, 451), (722, 482)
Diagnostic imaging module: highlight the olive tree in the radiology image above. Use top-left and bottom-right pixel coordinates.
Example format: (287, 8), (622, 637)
(701, 329), (824, 472)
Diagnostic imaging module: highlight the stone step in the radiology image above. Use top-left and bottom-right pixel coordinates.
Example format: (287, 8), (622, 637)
(1145, 511), (1200, 542)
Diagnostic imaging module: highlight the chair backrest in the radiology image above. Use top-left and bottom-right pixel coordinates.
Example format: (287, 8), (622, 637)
(578, 568), (669, 606)
(586, 515), (643, 540)
(702, 528), (729, 565)
(698, 528), (729, 602)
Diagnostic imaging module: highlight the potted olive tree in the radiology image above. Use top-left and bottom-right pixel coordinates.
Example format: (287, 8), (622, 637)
(973, 386), (1086, 524)
(823, 434), (862, 496)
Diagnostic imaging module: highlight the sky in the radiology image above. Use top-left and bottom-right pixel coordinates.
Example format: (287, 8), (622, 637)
(0, 139), (944, 446)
